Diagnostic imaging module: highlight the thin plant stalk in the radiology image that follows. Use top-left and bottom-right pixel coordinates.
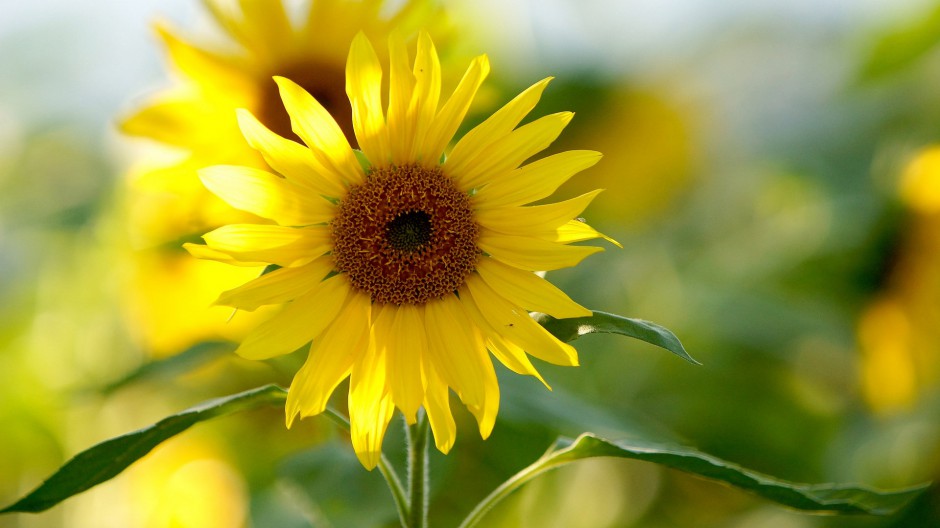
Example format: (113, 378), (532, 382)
(406, 413), (430, 528)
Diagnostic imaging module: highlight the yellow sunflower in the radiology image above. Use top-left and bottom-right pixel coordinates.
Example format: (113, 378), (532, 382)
(186, 31), (614, 469)
(119, 0), (448, 354)
(123, 0), (446, 162)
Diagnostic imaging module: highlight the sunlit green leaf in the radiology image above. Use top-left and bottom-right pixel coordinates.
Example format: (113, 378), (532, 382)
(459, 433), (930, 527)
(534, 310), (699, 364)
(0, 384), (287, 514)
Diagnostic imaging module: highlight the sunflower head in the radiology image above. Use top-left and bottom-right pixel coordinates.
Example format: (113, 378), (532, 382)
(118, 0), (454, 357)
(186, 31), (616, 469)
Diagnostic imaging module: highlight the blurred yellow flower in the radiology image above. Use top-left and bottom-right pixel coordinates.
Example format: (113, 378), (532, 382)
(557, 90), (693, 227)
(900, 145), (940, 214)
(122, 0), (445, 162)
(129, 436), (248, 528)
(859, 147), (940, 413)
(187, 32), (614, 468)
(119, 0), (448, 355)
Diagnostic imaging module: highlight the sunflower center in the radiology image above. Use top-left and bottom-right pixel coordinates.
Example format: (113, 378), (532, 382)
(332, 164), (480, 305)
(258, 61), (356, 147)
(386, 211), (433, 252)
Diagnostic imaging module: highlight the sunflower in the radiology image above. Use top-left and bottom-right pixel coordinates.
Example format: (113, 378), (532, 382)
(119, 0), (448, 354)
(186, 31), (615, 469)
(123, 0), (446, 163)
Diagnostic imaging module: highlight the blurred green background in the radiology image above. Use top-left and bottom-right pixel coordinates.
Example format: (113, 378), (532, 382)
(2, 0), (940, 527)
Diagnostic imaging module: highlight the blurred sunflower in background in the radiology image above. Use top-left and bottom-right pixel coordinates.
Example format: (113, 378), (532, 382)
(187, 31), (614, 468)
(859, 147), (940, 414)
(118, 0), (450, 356)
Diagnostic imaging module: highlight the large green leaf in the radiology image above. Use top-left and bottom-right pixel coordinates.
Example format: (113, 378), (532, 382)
(1, 384), (287, 514)
(550, 434), (928, 513)
(459, 433), (930, 527)
(534, 310), (699, 364)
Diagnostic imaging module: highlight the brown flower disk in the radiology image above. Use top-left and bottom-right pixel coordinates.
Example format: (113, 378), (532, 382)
(332, 164), (479, 305)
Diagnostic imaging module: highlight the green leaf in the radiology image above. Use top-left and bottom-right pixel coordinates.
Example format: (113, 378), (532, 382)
(857, 3), (940, 82)
(534, 310), (699, 364)
(1, 384), (288, 514)
(549, 435), (928, 514)
(459, 433), (930, 527)
(97, 340), (234, 395)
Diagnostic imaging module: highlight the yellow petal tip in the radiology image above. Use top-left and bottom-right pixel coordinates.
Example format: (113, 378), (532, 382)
(355, 451), (380, 471)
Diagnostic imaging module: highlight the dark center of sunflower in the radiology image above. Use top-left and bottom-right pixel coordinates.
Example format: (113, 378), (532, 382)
(258, 61), (356, 147)
(386, 211), (433, 252)
(332, 164), (480, 305)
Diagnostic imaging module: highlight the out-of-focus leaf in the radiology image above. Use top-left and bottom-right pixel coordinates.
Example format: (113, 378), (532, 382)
(0, 384), (287, 514)
(98, 340), (234, 394)
(534, 310), (699, 364)
(857, 3), (940, 82)
(460, 433), (931, 527)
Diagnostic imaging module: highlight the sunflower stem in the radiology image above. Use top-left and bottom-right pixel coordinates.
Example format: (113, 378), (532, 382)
(380, 454), (410, 528)
(406, 412), (430, 528)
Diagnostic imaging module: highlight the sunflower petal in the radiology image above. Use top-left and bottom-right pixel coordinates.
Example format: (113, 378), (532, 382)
(154, 22), (249, 91)
(409, 31), (441, 159)
(473, 150), (603, 208)
(347, 33), (389, 164)
(419, 55), (490, 163)
(424, 361), (456, 453)
(236, 109), (347, 197)
(475, 258), (590, 318)
(387, 32), (416, 163)
(349, 335), (396, 470)
(458, 290), (549, 388)
(449, 112), (573, 191)
(199, 165), (334, 226)
(214, 258), (333, 311)
(383, 304), (427, 423)
(445, 77), (552, 177)
(201, 0), (252, 48)
(233, 0), (294, 57)
(548, 220), (622, 247)
(184, 243), (266, 267)
(478, 231), (603, 271)
(120, 95), (222, 146)
(235, 274), (350, 360)
(275, 76), (364, 185)
(202, 224), (331, 267)
(286, 291), (371, 427)
(464, 274), (579, 367)
(424, 295), (498, 437)
(475, 189), (604, 235)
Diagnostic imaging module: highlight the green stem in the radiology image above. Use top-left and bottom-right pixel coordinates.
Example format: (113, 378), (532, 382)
(324, 407), (409, 527)
(379, 454), (410, 528)
(406, 413), (430, 528)
(457, 456), (561, 528)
